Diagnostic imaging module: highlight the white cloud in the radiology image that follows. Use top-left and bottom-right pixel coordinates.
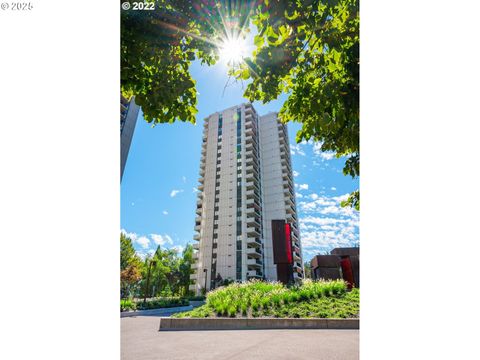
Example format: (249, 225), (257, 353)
(170, 189), (184, 197)
(295, 192), (359, 258)
(296, 193), (303, 198)
(293, 170), (300, 177)
(136, 236), (150, 249)
(320, 152), (336, 160)
(312, 142), (336, 161)
(298, 184), (309, 191)
(121, 229), (138, 242)
(150, 234), (173, 246)
(182, 176), (187, 183)
(171, 245), (185, 254)
(193, 187), (199, 193)
(290, 144), (306, 156)
(331, 187), (337, 191)
(162, 210), (168, 215)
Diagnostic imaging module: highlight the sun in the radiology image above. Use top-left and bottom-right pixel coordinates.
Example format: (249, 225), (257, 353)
(218, 35), (248, 67)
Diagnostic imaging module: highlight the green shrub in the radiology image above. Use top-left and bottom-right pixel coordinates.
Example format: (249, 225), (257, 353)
(173, 279), (357, 319)
(120, 299), (136, 312)
(134, 297), (188, 310)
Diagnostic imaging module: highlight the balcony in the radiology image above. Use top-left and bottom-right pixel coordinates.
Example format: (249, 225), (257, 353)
(245, 136), (258, 148)
(245, 165), (259, 176)
(246, 198), (260, 210)
(246, 189), (260, 201)
(194, 224), (201, 232)
(284, 187), (295, 200)
(193, 243), (200, 250)
(245, 151), (258, 163)
(293, 242), (300, 252)
(286, 204), (296, 214)
(286, 212), (297, 223)
(293, 251), (301, 261)
(292, 232), (299, 242)
(190, 273), (197, 280)
(247, 258), (262, 268)
(193, 234), (200, 241)
(285, 197), (294, 207)
(246, 206), (260, 217)
(246, 247), (262, 258)
(247, 270), (262, 279)
(294, 265), (303, 274)
(246, 216), (261, 228)
(282, 178), (293, 188)
(247, 237), (262, 247)
(246, 227), (261, 237)
(245, 181), (259, 191)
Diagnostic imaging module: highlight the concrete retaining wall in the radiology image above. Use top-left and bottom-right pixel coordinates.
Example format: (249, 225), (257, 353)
(159, 317), (359, 331)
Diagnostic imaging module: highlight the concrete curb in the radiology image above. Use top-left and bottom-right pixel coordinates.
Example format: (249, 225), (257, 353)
(158, 317), (359, 331)
(121, 305), (193, 318)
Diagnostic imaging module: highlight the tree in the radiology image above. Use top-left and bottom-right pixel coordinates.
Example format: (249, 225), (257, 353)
(120, 233), (142, 298)
(121, 0), (252, 124)
(178, 244), (194, 297)
(121, 233), (137, 270)
(121, 265), (142, 299)
(121, 1), (359, 209)
(303, 261), (312, 279)
(236, 0), (359, 209)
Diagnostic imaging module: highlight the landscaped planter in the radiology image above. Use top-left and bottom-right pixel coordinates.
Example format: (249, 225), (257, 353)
(159, 317), (359, 331)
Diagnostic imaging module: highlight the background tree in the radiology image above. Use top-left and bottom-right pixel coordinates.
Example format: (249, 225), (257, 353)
(237, 0), (359, 209)
(303, 261), (312, 279)
(178, 244), (194, 297)
(120, 233), (142, 298)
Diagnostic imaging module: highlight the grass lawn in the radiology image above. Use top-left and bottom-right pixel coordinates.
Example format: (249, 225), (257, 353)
(173, 279), (359, 319)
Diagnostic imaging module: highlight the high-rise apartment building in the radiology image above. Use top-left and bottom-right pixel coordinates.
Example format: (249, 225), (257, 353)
(190, 103), (303, 294)
(121, 95), (140, 181)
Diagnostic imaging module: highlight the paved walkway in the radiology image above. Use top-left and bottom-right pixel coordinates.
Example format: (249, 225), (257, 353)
(121, 315), (359, 360)
(121, 306), (194, 318)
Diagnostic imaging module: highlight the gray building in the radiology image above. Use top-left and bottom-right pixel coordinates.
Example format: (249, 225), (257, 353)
(120, 95), (140, 181)
(190, 103), (303, 294)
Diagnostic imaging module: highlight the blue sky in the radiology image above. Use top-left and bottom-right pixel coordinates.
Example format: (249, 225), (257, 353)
(121, 40), (359, 262)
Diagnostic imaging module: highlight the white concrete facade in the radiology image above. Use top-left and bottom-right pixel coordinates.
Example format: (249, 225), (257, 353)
(190, 104), (303, 294)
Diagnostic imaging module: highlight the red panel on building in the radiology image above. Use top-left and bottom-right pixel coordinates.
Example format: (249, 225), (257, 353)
(284, 223), (292, 264)
(272, 220), (293, 265)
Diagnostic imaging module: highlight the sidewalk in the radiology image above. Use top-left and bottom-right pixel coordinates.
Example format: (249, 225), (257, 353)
(120, 305), (193, 318)
(121, 316), (359, 360)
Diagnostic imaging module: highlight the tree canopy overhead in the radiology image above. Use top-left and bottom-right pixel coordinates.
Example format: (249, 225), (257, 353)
(240, 0), (359, 209)
(121, 0), (359, 208)
(121, 0), (254, 123)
